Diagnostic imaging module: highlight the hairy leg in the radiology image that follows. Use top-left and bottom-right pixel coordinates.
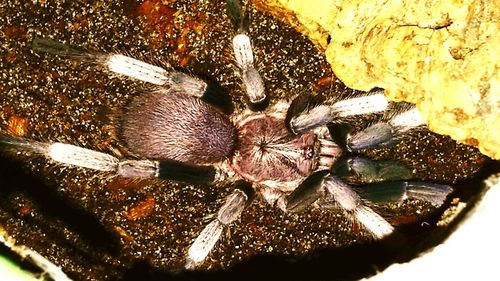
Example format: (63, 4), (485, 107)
(32, 38), (207, 96)
(334, 157), (413, 183)
(358, 181), (452, 206)
(333, 156), (452, 205)
(0, 135), (220, 184)
(281, 170), (394, 238)
(320, 175), (395, 238)
(226, 0), (266, 105)
(185, 181), (252, 269)
(347, 106), (425, 151)
(287, 91), (390, 134)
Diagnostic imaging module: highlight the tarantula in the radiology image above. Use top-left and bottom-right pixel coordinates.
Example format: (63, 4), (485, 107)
(0, 0), (452, 270)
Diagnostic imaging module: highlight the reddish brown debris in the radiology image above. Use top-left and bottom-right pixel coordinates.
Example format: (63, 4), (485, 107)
(316, 76), (333, 87)
(464, 137), (479, 146)
(70, 14), (89, 31)
(389, 215), (419, 225)
(137, 0), (177, 47)
(3, 26), (27, 39)
(106, 178), (150, 196)
(114, 225), (135, 242)
(5, 50), (18, 64)
(7, 115), (29, 137)
(136, 0), (210, 66)
(125, 196), (156, 221)
(313, 75), (334, 91)
(18, 202), (33, 216)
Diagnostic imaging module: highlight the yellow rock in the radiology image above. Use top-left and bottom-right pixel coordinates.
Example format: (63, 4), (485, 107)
(254, 0), (500, 159)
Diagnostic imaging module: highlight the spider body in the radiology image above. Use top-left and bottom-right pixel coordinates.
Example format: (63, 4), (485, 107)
(121, 86), (336, 192)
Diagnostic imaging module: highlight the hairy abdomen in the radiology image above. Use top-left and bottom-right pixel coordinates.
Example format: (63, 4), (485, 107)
(121, 90), (236, 164)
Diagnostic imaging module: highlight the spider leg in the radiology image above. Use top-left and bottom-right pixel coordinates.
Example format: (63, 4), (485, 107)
(347, 107), (425, 151)
(322, 175), (395, 238)
(185, 181), (252, 269)
(283, 170), (394, 238)
(32, 38), (207, 96)
(334, 156), (412, 183)
(282, 170), (329, 213)
(358, 181), (452, 206)
(333, 157), (452, 205)
(0, 135), (219, 184)
(287, 90), (390, 134)
(226, 0), (266, 105)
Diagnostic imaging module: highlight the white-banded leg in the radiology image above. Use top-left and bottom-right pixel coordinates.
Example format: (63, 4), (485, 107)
(0, 135), (220, 184)
(347, 106), (425, 151)
(32, 38), (207, 97)
(226, 0), (266, 105)
(283, 169), (451, 238)
(334, 157), (413, 183)
(358, 181), (452, 207)
(287, 90), (390, 134)
(333, 157), (452, 206)
(322, 175), (395, 238)
(283, 171), (394, 238)
(185, 181), (252, 269)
